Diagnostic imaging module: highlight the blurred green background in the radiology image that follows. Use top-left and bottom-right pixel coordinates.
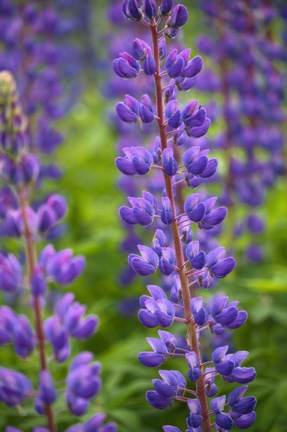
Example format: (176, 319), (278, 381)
(1, 1), (287, 431)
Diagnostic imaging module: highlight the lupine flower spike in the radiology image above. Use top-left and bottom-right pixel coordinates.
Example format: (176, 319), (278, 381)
(115, 1), (256, 431)
(196, 0), (286, 262)
(0, 69), (116, 431)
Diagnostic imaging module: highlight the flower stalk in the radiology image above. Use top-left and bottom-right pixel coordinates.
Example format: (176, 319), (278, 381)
(115, 1), (256, 430)
(150, 21), (211, 431)
(18, 187), (57, 432)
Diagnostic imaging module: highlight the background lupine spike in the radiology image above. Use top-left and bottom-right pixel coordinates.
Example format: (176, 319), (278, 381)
(196, 0), (286, 264)
(0, 37), (115, 432)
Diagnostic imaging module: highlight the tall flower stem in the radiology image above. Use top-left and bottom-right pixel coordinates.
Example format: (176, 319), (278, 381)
(150, 21), (212, 432)
(18, 187), (57, 432)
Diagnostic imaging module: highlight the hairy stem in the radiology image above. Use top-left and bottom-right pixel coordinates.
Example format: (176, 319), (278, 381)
(150, 22), (211, 432)
(18, 187), (57, 432)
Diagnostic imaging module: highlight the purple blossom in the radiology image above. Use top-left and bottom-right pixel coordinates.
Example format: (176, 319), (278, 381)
(113, 52), (140, 79)
(146, 369), (187, 409)
(0, 253), (23, 293)
(0, 69), (115, 430)
(187, 398), (203, 428)
(129, 245), (159, 276)
(113, 1), (256, 430)
(0, 367), (32, 406)
(116, 146), (154, 176)
(212, 346), (256, 384)
(44, 247), (86, 285)
(39, 370), (57, 405)
(206, 247), (236, 279)
(120, 195), (155, 226)
(139, 285), (175, 328)
(116, 94), (140, 123)
(138, 330), (177, 367)
(185, 352), (202, 382)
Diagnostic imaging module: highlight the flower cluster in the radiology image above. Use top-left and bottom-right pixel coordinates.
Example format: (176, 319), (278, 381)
(196, 0), (286, 262)
(0, 70), (116, 431)
(105, 0), (159, 295)
(115, 1), (256, 431)
(0, 0), (91, 180)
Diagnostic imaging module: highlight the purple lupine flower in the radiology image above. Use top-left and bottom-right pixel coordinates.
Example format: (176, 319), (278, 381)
(196, 0), (286, 262)
(45, 248), (86, 284)
(228, 386), (257, 416)
(13, 315), (35, 358)
(0, 367), (32, 406)
(209, 294), (248, 330)
(185, 352), (202, 382)
(140, 94), (155, 123)
(161, 197), (175, 225)
(129, 245), (159, 276)
(0, 253), (23, 293)
(170, 4), (188, 28)
(44, 315), (70, 362)
(120, 195), (155, 226)
(55, 293), (98, 340)
(32, 265), (47, 297)
(39, 370), (57, 405)
(187, 398), (203, 428)
(0, 306), (16, 345)
(113, 52), (140, 78)
(122, 0), (142, 21)
(211, 395), (233, 430)
(44, 294), (98, 363)
(184, 193), (206, 223)
(186, 241), (206, 269)
(0, 70), (115, 430)
(66, 352), (102, 415)
(160, 0), (173, 17)
(163, 149), (178, 177)
(146, 370), (186, 409)
(116, 146), (154, 176)
(206, 247), (236, 279)
(143, 54), (157, 76)
(199, 198), (227, 231)
(245, 244), (263, 263)
(165, 100), (182, 129)
(0, 1), (87, 171)
(138, 285), (175, 328)
(116, 95), (140, 122)
(212, 346), (256, 384)
(183, 147), (209, 176)
(159, 247), (176, 276)
(114, 1), (256, 430)
(190, 297), (208, 326)
(138, 330), (177, 367)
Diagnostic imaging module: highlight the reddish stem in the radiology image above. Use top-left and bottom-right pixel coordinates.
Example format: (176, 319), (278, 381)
(150, 22), (211, 432)
(18, 188), (57, 432)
